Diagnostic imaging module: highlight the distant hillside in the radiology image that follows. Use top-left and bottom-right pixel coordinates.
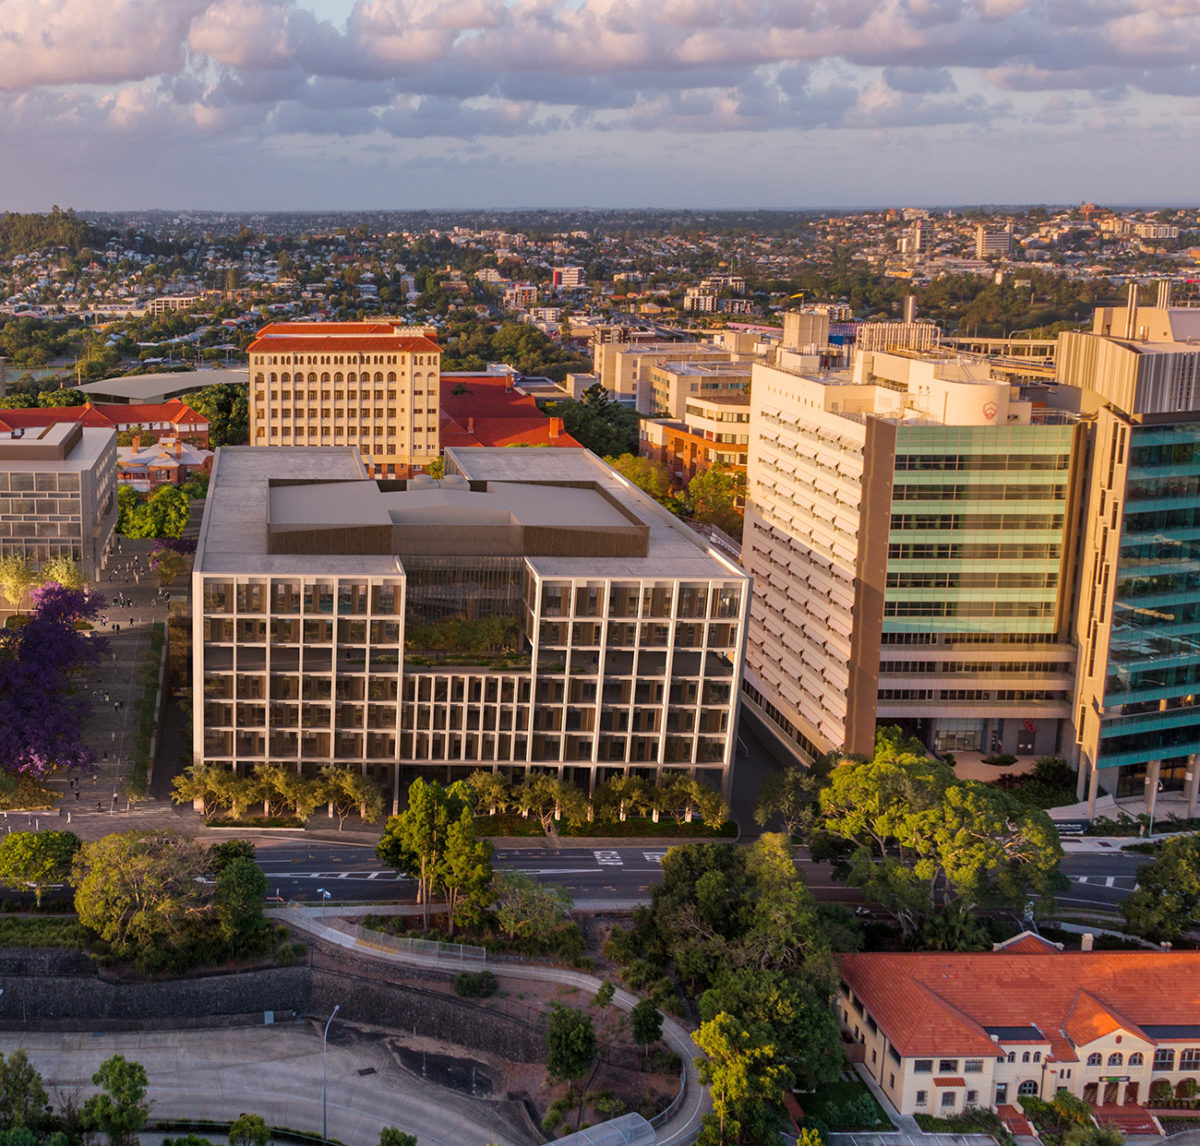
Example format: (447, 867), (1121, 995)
(0, 207), (110, 258)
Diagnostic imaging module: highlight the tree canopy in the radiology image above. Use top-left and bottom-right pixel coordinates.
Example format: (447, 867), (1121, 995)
(1121, 834), (1200, 943)
(554, 384), (639, 456)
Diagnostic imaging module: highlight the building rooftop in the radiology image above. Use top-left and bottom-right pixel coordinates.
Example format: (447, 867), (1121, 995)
(839, 949), (1200, 1062)
(197, 446), (745, 583)
(75, 369), (246, 404)
(0, 423), (114, 469)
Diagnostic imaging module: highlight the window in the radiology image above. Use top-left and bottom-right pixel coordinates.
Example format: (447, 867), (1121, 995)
(1181, 1049), (1200, 1070)
(941, 1092), (957, 1109)
(914, 1060), (933, 1074)
(938, 1060), (959, 1073)
(1007, 1052), (1016, 1064)
(1108, 1053), (1123, 1067)
(1088, 1054), (1102, 1066)
(889, 1073), (895, 1090)
(889, 1046), (901, 1065)
(915, 1091), (928, 1107)
(1155, 1049), (1175, 1071)
(1023, 1052), (1031, 1064)
(967, 1090), (978, 1105)
(1130, 1053), (1144, 1067)
(965, 1060), (983, 1074)
(1034, 1053), (1042, 1063)
(1018, 1080), (1039, 1097)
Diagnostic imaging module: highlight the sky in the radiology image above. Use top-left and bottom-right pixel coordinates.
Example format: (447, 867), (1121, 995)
(2, 0), (1200, 212)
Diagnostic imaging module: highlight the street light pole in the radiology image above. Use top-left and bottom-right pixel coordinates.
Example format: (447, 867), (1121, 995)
(322, 1004), (340, 1144)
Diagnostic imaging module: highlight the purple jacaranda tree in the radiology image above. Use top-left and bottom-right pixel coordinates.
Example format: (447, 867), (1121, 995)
(0, 582), (107, 778)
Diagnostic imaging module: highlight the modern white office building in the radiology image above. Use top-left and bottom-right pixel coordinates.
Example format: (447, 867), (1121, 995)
(0, 423), (116, 586)
(192, 446), (749, 807)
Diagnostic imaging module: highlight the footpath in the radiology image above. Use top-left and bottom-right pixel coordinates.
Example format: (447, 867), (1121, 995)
(268, 903), (710, 1146)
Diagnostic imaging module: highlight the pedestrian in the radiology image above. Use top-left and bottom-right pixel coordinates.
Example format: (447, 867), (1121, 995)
(96, 802), (102, 813)
(74, 791), (79, 802)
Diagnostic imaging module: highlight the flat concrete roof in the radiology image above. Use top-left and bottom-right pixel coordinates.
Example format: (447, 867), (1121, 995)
(77, 368), (248, 404)
(197, 445), (746, 584)
(0, 424), (114, 470)
(269, 479), (630, 530)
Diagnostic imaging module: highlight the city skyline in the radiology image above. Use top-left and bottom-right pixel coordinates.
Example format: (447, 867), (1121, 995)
(2, 0), (1200, 212)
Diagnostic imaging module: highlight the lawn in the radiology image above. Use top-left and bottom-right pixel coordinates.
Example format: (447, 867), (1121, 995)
(0, 916), (88, 947)
(795, 1078), (894, 1131)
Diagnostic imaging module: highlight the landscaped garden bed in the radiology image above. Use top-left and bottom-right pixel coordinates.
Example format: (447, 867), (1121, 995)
(795, 1078), (893, 1132)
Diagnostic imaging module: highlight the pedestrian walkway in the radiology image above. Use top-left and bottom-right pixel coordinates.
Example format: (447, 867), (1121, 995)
(271, 902), (710, 1146)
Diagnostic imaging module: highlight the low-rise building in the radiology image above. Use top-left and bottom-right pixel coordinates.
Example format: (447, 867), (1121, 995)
(117, 436), (213, 490)
(839, 937), (1200, 1121)
(0, 423), (116, 584)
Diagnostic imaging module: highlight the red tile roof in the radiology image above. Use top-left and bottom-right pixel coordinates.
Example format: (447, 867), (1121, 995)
(839, 950), (1200, 1060)
(0, 399), (207, 432)
(438, 374), (582, 450)
(996, 932), (1062, 955)
(934, 1078), (966, 1088)
(247, 321), (440, 356)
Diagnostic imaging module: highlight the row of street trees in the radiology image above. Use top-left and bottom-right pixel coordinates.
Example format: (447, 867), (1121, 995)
(172, 762), (384, 829)
(0, 554), (84, 613)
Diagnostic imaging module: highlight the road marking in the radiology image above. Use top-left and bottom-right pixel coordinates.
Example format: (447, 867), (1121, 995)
(594, 850), (623, 865)
(643, 851), (668, 863)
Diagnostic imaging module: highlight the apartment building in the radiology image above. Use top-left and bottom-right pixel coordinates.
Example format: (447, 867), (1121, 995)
(0, 423), (116, 585)
(641, 393), (750, 488)
(192, 446), (749, 808)
(840, 938), (1200, 1122)
(593, 341), (734, 408)
(247, 321), (442, 478)
(975, 223), (1014, 259)
(644, 361), (751, 421)
(742, 347), (1079, 761)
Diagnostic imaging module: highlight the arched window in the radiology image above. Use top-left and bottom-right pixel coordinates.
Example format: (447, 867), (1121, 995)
(1018, 1081), (1039, 1097)
(348, 372), (357, 383)
(334, 373), (343, 383)
(387, 371), (397, 382)
(1087, 1054), (1102, 1066)
(269, 373), (277, 383)
(1007, 1053), (1015, 1063)
(1033, 1053), (1041, 1063)
(1130, 1053), (1144, 1066)
(307, 372), (317, 383)
(281, 372), (291, 383)
(1023, 1052), (1031, 1063)
(254, 373), (264, 385)
(1109, 1054), (1123, 1067)
(321, 372), (330, 383)
(374, 371), (384, 383)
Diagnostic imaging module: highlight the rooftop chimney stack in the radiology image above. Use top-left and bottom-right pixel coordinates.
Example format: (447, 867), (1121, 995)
(1158, 280), (1173, 310)
(1125, 282), (1139, 339)
(904, 295), (916, 325)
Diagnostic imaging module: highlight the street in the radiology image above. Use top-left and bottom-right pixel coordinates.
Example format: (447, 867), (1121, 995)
(253, 838), (1151, 914)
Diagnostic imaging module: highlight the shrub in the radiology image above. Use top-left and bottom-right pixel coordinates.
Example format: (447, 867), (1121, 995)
(594, 980), (615, 1007)
(453, 970), (498, 998)
(982, 753), (1019, 767)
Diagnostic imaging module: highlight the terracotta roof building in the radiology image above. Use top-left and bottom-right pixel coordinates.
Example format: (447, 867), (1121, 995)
(838, 936), (1200, 1118)
(0, 400), (209, 445)
(439, 374), (582, 450)
(247, 321), (442, 478)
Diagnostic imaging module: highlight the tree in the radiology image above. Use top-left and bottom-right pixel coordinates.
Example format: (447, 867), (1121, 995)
(546, 1006), (597, 1129)
(84, 1055), (149, 1146)
(122, 484), (190, 539)
(693, 1012), (792, 1146)
(681, 463), (745, 538)
(631, 999), (663, 1065)
(1062, 1126), (1124, 1146)
(0, 1049), (49, 1129)
(466, 768), (510, 815)
(213, 856), (268, 953)
(0, 582), (105, 777)
(37, 554), (84, 590)
(0, 556), (35, 614)
(439, 808), (493, 936)
(753, 763), (822, 840)
(185, 382), (249, 446)
(1122, 834), (1200, 943)
(513, 773), (580, 833)
(378, 1130), (417, 1146)
(378, 778), (465, 929)
(555, 385), (639, 456)
(72, 830), (208, 960)
(491, 870), (573, 940)
(605, 453), (673, 502)
(228, 1113), (270, 1146)
(319, 766), (384, 831)
(0, 830), (81, 907)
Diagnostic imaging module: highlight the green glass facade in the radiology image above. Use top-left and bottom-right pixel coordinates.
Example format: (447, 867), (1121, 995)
(1099, 423), (1200, 772)
(884, 424), (1074, 636)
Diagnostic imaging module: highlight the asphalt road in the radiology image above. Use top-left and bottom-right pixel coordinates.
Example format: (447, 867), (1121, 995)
(254, 839), (1152, 912)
